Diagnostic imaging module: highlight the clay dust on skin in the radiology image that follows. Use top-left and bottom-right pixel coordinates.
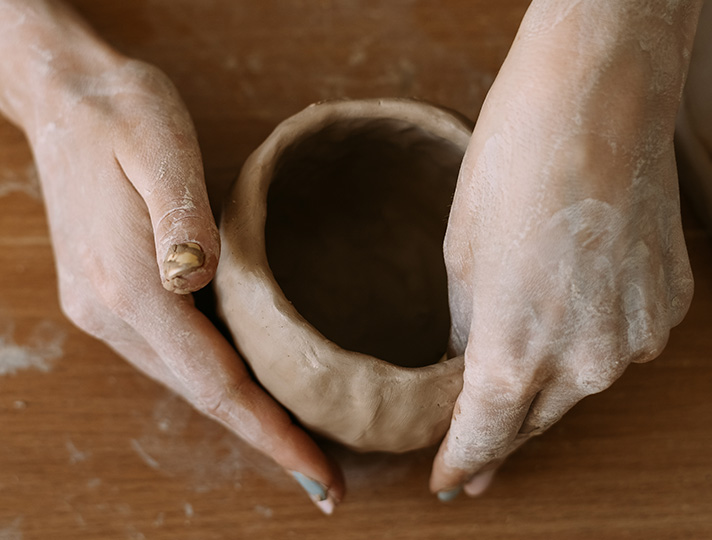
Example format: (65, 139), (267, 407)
(0, 320), (65, 376)
(438, 0), (699, 474)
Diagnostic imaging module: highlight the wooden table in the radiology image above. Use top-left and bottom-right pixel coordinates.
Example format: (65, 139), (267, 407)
(1, 2), (710, 538)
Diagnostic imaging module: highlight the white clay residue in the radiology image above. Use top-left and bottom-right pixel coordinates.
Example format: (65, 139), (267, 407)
(130, 391), (284, 492)
(183, 503), (194, 519)
(0, 517), (23, 540)
(253, 505), (273, 518)
(0, 320), (66, 376)
(136, 390), (424, 494)
(65, 439), (89, 465)
(130, 439), (160, 470)
(0, 163), (40, 200)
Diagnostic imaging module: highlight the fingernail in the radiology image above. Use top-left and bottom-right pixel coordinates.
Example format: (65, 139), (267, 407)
(437, 486), (462, 503)
(163, 242), (205, 279)
(315, 496), (336, 516)
(290, 472), (335, 515)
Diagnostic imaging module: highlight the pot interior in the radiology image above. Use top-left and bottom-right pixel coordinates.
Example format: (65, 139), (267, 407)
(265, 116), (463, 368)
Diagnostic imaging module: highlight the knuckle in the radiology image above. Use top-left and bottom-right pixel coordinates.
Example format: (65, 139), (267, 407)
(90, 273), (136, 321)
(192, 383), (243, 422)
(59, 290), (101, 334)
(573, 361), (621, 395)
(669, 271), (694, 326)
(58, 283), (118, 340)
(124, 60), (176, 94)
(630, 329), (670, 364)
(443, 429), (508, 471)
(624, 301), (671, 364)
(80, 61), (179, 124)
(154, 211), (207, 244)
(465, 357), (539, 403)
(497, 374), (536, 401)
(70, 255), (140, 322)
(194, 394), (223, 419)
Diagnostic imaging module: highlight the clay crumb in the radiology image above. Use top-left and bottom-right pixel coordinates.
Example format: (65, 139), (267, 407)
(163, 242), (204, 280)
(0, 320), (65, 376)
(0, 517), (23, 540)
(254, 505), (274, 518)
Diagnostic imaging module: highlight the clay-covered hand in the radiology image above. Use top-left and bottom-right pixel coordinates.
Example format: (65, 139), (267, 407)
(431, 1), (701, 500)
(0, 0), (343, 513)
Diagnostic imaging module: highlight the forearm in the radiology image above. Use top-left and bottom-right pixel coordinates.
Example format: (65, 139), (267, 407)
(0, 0), (122, 133)
(467, 0), (705, 197)
(513, 0), (704, 120)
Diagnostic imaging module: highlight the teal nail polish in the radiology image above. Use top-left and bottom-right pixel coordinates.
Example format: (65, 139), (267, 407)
(290, 471), (327, 502)
(437, 486), (462, 502)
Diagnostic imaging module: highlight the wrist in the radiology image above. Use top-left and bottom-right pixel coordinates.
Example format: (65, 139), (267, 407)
(0, 0), (125, 134)
(476, 0), (706, 159)
(511, 1), (704, 118)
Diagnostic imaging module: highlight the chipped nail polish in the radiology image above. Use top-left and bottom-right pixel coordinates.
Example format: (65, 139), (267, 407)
(163, 242), (205, 279)
(290, 471), (328, 502)
(437, 486), (462, 502)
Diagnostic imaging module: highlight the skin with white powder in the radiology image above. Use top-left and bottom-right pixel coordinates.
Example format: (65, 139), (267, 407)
(0, 0), (343, 514)
(430, 0), (702, 497)
(0, 0), (705, 512)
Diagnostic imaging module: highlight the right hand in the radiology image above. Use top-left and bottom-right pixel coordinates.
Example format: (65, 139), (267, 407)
(430, 0), (699, 499)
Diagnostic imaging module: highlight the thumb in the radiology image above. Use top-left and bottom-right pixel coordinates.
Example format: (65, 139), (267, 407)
(117, 107), (220, 294)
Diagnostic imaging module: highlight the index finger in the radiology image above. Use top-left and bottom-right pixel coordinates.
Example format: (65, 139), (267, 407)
(429, 359), (539, 497)
(126, 291), (346, 514)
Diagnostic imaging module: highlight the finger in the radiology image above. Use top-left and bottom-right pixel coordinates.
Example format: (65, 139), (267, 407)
(463, 466), (499, 497)
(85, 284), (345, 514)
(429, 360), (537, 498)
(619, 233), (678, 365)
(105, 330), (189, 397)
(108, 329), (343, 514)
(115, 82), (219, 294)
(458, 385), (578, 499)
(517, 386), (581, 437)
(128, 292), (345, 514)
(661, 164), (694, 328)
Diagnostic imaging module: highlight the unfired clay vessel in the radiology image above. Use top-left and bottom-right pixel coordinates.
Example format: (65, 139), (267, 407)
(215, 99), (470, 453)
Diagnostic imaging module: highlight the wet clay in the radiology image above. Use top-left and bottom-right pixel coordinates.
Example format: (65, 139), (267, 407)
(215, 99), (470, 452)
(265, 118), (461, 368)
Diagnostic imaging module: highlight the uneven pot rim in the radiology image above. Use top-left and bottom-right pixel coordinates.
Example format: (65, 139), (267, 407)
(215, 98), (471, 453)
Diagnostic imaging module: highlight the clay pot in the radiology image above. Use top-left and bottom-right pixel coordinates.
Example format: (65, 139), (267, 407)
(215, 99), (470, 453)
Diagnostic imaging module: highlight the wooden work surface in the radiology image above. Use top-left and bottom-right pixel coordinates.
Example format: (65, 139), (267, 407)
(1, 2), (711, 538)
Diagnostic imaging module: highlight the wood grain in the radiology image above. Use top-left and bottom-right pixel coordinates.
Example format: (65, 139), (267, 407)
(1, 2), (710, 539)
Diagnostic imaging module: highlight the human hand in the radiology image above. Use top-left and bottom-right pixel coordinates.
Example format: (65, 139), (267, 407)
(431, 0), (701, 500)
(0, 0), (343, 514)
